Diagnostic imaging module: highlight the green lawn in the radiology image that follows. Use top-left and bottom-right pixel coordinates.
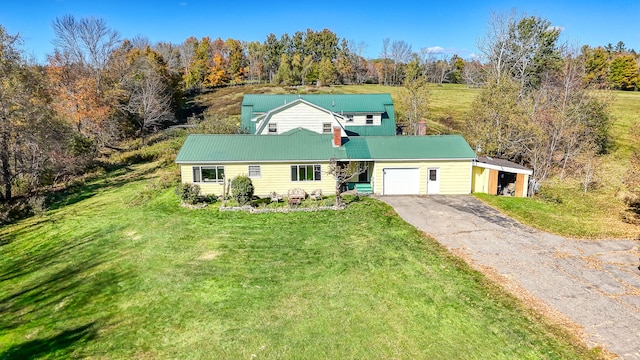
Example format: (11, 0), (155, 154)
(0, 165), (603, 359)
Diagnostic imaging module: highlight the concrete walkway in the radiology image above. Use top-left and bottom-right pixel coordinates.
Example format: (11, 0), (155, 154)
(379, 195), (640, 359)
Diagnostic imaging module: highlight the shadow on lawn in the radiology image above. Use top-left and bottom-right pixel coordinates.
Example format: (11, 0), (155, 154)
(45, 165), (145, 212)
(1, 322), (97, 360)
(0, 226), (130, 357)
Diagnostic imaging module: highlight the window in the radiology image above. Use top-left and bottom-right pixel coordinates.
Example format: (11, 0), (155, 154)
(268, 123), (277, 134)
(366, 114), (374, 125)
(291, 164), (321, 181)
(248, 165), (261, 178)
(429, 169), (437, 181)
(322, 123), (332, 133)
(193, 166), (225, 183)
(346, 115), (354, 123)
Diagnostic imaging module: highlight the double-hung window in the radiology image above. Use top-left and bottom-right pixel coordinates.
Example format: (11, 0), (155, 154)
(291, 164), (321, 181)
(366, 114), (374, 125)
(322, 123), (332, 133)
(268, 123), (277, 134)
(248, 165), (261, 178)
(193, 166), (225, 183)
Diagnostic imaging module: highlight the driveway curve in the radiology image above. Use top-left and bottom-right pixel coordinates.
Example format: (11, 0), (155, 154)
(379, 195), (640, 359)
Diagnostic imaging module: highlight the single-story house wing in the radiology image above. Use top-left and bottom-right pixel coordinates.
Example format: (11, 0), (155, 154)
(175, 128), (477, 197)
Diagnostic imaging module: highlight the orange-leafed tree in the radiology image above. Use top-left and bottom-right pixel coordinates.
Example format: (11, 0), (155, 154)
(204, 53), (228, 87)
(47, 50), (112, 142)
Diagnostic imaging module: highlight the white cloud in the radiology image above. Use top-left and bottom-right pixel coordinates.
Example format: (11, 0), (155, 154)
(425, 46), (445, 54)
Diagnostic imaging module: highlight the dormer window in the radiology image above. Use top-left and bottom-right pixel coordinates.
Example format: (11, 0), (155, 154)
(366, 115), (374, 125)
(268, 123), (277, 134)
(322, 123), (332, 133)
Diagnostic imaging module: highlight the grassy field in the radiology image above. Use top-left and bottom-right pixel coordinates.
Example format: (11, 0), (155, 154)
(0, 163), (603, 359)
(1, 83), (637, 358)
(477, 90), (640, 239)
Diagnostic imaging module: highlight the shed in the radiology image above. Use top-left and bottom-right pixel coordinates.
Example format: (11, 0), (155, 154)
(472, 156), (532, 197)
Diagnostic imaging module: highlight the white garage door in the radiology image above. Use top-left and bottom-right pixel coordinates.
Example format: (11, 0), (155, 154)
(383, 168), (420, 195)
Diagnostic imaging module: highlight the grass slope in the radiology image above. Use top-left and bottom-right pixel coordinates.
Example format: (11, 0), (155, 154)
(0, 164), (601, 359)
(477, 90), (640, 239)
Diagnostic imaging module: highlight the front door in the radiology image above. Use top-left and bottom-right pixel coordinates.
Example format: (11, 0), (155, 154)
(427, 168), (440, 195)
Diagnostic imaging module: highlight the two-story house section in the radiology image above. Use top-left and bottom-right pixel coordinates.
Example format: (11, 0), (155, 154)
(240, 93), (396, 136)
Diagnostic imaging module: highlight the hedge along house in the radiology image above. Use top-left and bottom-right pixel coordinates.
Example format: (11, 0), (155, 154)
(471, 156), (532, 197)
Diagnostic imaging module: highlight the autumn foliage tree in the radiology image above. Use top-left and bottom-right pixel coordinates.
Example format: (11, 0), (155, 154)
(0, 26), (73, 202)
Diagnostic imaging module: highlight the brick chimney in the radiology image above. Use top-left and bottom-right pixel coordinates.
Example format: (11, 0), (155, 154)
(333, 126), (342, 147)
(418, 120), (427, 136)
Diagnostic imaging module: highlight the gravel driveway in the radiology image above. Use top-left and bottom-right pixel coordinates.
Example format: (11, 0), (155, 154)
(379, 195), (640, 359)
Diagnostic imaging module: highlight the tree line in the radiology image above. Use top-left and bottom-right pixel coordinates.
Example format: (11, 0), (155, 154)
(463, 12), (613, 195)
(0, 11), (636, 212)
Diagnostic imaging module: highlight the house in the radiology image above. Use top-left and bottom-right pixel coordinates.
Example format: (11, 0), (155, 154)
(472, 156), (532, 197)
(240, 93), (396, 136)
(176, 128), (476, 196)
(175, 93), (530, 198)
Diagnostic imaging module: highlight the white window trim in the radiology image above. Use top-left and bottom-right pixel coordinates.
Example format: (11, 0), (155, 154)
(193, 165), (225, 183)
(268, 123), (277, 134)
(365, 114), (374, 125)
(248, 165), (261, 178)
(290, 164), (322, 182)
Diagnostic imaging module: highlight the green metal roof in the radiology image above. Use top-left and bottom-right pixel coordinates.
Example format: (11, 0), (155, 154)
(241, 93), (395, 135)
(363, 135), (476, 159)
(176, 131), (475, 163)
(176, 129), (346, 163)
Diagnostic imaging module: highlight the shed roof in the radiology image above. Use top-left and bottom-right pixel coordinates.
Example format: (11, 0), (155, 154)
(474, 156), (532, 175)
(175, 130), (475, 163)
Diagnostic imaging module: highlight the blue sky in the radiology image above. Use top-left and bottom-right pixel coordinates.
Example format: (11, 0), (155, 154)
(2, 0), (639, 64)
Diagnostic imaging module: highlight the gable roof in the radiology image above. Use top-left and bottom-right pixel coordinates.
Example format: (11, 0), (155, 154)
(175, 131), (475, 164)
(253, 98), (347, 135)
(241, 93), (395, 135)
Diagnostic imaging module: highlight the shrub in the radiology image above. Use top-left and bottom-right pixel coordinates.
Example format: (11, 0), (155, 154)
(230, 175), (254, 206)
(27, 196), (47, 216)
(175, 183), (201, 205)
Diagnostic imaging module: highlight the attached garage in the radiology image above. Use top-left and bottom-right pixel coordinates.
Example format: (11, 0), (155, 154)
(382, 168), (420, 195)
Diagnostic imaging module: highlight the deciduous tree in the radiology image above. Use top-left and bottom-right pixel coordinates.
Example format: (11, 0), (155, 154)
(399, 56), (430, 135)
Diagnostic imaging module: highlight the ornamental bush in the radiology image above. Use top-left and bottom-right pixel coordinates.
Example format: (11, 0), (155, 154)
(175, 183), (201, 205)
(230, 175), (254, 206)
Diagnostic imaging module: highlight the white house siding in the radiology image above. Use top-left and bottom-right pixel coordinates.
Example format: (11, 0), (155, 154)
(256, 103), (342, 135)
(181, 163), (337, 197)
(342, 113), (382, 126)
(372, 160), (472, 195)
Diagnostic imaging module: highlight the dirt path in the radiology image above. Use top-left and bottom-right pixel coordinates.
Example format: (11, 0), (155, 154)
(379, 195), (640, 359)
